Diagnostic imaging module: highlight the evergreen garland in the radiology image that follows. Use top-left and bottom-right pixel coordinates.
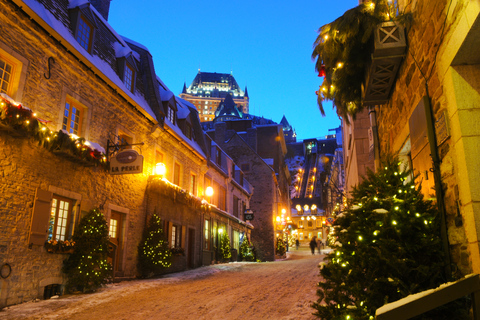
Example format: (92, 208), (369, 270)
(312, 156), (469, 319)
(137, 212), (172, 278)
(219, 232), (232, 261)
(63, 209), (112, 292)
(0, 95), (108, 167)
(312, 0), (410, 119)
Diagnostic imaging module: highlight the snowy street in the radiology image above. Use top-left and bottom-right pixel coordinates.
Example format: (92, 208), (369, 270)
(1, 249), (326, 320)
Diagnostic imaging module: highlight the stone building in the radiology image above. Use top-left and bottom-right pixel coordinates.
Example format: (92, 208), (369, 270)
(0, 0), (252, 307)
(180, 71), (249, 122)
(207, 120), (290, 261)
(339, 0), (480, 277)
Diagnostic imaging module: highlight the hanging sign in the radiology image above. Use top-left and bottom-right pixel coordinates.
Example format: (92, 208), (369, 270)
(110, 150), (144, 175)
(326, 217), (335, 225)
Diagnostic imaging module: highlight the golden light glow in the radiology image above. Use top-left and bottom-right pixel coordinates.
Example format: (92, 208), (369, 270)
(281, 208), (286, 214)
(276, 216), (281, 222)
(337, 62), (343, 68)
(324, 34), (329, 40)
(304, 205), (309, 211)
(155, 162), (166, 176)
(311, 204), (317, 211)
(206, 186), (214, 197)
(218, 228), (223, 234)
(296, 204), (302, 212)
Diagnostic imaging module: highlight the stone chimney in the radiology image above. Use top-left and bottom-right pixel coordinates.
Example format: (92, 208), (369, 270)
(90, 0), (111, 20)
(214, 122), (227, 147)
(246, 127), (257, 152)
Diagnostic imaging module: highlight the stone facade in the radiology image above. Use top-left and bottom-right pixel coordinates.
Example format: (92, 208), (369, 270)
(370, 0), (480, 276)
(0, 0), (252, 308)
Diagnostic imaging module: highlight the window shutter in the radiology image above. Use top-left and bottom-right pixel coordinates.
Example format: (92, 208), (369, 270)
(409, 98), (435, 197)
(29, 188), (53, 246)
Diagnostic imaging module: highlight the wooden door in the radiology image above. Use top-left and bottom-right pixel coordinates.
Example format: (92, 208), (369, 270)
(109, 211), (123, 274)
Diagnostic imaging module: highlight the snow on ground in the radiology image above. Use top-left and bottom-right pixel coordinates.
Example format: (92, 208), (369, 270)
(1, 248), (326, 320)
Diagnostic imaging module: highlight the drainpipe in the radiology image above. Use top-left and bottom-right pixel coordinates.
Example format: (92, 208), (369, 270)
(423, 88), (452, 279)
(368, 106), (381, 171)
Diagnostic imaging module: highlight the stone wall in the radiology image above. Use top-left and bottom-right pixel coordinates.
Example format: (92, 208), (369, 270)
(375, 0), (476, 275)
(0, 0), (208, 307)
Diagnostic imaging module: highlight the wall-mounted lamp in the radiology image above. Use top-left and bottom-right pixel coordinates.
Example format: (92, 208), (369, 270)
(155, 162), (166, 176)
(206, 186), (214, 197)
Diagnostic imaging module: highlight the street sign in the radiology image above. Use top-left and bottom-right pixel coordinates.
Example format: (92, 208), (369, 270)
(244, 209), (254, 221)
(109, 150), (144, 175)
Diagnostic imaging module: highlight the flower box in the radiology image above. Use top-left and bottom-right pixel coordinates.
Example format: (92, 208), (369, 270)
(45, 240), (75, 254)
(363, 21), (407, 106)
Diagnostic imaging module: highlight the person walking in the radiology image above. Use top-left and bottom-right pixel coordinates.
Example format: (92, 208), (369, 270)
(309, 236), (317, 255)
(317, 238), (322, 254)
(295, 238), (300, 250)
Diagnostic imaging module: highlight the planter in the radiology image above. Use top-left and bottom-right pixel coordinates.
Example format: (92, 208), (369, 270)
(363, 21), (407, 106)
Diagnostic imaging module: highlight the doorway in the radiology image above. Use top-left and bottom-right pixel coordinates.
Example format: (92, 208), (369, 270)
(109, 211), (123, 276)
(188, 228), (195, 269)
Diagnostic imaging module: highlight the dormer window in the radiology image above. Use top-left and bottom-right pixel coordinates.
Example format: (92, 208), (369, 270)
(124, 63), (134, 92)
(167, 106), (175, 124)
(116, 53), (138, 93)
(76, 16), (93, 52)
(69, 4), (97, 54)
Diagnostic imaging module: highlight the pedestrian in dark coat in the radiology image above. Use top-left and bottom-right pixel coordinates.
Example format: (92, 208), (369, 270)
(309, 236), (317, 255)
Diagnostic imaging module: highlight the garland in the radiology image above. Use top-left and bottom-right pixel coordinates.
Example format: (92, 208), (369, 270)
(0, 94), (108, 168)
(312, 0), (410, 119)
(149, 177), (210, 212)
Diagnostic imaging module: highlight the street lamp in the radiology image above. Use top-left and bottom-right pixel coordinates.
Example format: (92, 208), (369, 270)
(206, 186), (214, 197)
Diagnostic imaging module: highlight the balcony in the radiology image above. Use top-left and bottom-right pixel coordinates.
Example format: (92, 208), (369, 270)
(363, 21), (407, 106)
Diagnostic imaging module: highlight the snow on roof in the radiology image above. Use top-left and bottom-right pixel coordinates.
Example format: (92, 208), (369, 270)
(263, 158), (274, 165)
(158, 84), (174, 102)
(176, 101), (190, 120)
(21, 0), (155, 120)
(121, 35), (150, 53)
(164, 117), (205, 158)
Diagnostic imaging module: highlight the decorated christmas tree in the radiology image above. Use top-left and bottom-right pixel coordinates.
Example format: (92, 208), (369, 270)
(63, 208), (112, 292)
(275, 236), (286, 256)
(239, 235), (254, 261)
(312, 156), (469, 319)
(219, 231), (232, 261)
(137, 213), (172, 278)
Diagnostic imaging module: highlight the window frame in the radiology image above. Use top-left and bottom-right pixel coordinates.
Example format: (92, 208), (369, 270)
(48, 194), (75, 242)
(0, 43), (28, 102)
(76, 15), (94, 53)
(190, 173), (197, 196)
(124, 62), (135, 93)
(63, 96), (84, 135)
(204, 219), (210, 250)
(173, 162), (181, 186)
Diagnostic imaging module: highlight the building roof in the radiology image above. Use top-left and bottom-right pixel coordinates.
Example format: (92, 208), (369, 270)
(214, 93), (243, 119)
(184, 71), (246, 99)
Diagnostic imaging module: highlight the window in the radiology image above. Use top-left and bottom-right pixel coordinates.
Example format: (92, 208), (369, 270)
(155, 151), (164, 164)
(63, 97), (84, 135)
(118, 130), (133, 150)
(174, 162), (181, 186)
(299, 233), (304, 241)
(48, 195), (74, 242)
(124, 63), (135, 92)
(241, 163), (250, 172)
(76, 16), (94, 52)
(218, 185), (226, 211)
(233, 196), (239, 218)
(185, 123), (192, 139)
(167, 106), (175, 124)
(316, 219), (323, 228)
(233, 230), (240, 251)
(109, 218), (118, 238)
(0, 58), (13, 95)
(204, 219), (210, 250)
(216, 147), (222, 166)
(190, 174), (197, 196)
(299, 220), (304, 228)
(308, 221), (313, 228)
(171, 225), (180, 248)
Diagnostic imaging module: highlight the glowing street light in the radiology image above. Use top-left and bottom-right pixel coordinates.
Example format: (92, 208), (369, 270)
(205, 186), (214, 197)
(155, 162), (166, 176)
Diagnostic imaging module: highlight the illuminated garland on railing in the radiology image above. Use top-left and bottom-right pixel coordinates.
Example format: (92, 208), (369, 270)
(149, 176), (210, 211)
(0, 94), (108, 168)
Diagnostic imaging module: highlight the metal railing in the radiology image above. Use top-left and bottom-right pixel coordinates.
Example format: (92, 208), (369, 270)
(376, 274), (480, 320)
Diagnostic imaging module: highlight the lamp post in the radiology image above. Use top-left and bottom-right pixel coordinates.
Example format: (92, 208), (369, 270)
(205, 186), (214, 203)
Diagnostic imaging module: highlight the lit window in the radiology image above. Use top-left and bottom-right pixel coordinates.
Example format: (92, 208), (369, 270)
(48, 195), (74, 241)
(155, 151), (164, 164)
(171, 225), (177, 248)
(124, 63), (134, 92)
(0, 58), (13, 94)
(204, 219), (210, 250)
(63, 97), (83, 135)
(76, 16), (93, 52)
(109, 218), (118, 238)
(118, 132), (133, 150)
(174, 162), (181, 186)
(190, 174), (197, 195)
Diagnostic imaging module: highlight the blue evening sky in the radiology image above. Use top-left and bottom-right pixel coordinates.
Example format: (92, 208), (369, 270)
(109, 1), (358, 141)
